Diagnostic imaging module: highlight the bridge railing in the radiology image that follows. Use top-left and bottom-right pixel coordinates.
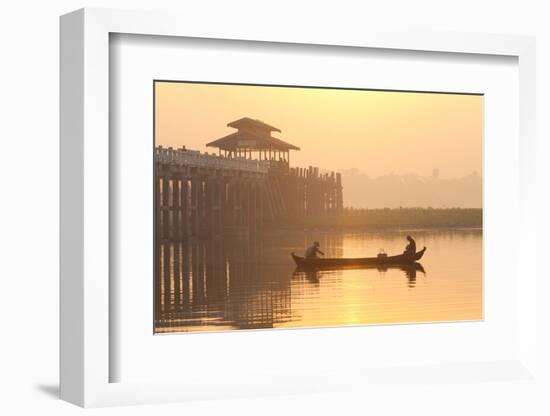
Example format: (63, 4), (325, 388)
(156, 146), (270, 173)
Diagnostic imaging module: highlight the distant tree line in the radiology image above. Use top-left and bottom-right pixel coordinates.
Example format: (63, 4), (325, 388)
(286, 207), (482, 229)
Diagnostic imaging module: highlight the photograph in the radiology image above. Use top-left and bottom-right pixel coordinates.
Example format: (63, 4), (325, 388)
(154, 81), (483, 333)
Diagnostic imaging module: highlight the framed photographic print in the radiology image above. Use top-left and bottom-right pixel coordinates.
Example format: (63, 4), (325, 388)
(60, 8), (540, 408)
(152, 81), (483, 334)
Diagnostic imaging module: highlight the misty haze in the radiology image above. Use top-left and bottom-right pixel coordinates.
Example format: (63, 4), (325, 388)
(339, 168), (482, 209)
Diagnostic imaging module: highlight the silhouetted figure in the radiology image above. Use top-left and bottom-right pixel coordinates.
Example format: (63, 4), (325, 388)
(305, 241), (325, 259)
(403, 235), (416, 255)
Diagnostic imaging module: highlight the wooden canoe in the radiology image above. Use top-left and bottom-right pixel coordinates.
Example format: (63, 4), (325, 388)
(291, 247), (426, 269)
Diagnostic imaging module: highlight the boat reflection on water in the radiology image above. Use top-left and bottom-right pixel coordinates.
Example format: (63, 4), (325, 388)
(293, 262), (426, 288)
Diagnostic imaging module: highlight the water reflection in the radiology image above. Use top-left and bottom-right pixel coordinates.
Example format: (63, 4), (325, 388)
(155, 229), (482, 333)
(292, 262), (425, 289)
(373, 263), (426, 288)
(155, 237), (294, 332)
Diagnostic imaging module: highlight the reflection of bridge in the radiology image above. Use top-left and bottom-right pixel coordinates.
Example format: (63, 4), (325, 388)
(156, 117), (344, 240)
(154, 239), (293, 332)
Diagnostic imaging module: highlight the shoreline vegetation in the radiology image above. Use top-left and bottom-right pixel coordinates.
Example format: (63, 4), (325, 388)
(283, 207), (482, 230)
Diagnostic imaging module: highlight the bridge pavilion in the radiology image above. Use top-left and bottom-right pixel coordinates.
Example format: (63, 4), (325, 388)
(206, 117), (300, 166)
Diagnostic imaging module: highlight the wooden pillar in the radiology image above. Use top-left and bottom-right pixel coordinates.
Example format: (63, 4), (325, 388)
(181, 177), (189, 237)
(237, 179), (244, 227)
(257, 178), (265, 229)
(197, 178), (205, 236)
(251, 180), (258, 234)
(221, 179), (229, 228)
(162, 175), (170, 240)
(155, 168), (161, 240)
(172, 177), (180, 240)
(205, 177), (215, 236)
(228, 178), (239, 228)
(217, 178), (225, 235)
(190, 177), (200, 236)
(204, 177), (211, 235)
(244, 178), (251, 234)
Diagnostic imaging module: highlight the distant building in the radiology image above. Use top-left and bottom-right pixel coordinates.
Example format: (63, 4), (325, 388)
(206, 117), (300, 166)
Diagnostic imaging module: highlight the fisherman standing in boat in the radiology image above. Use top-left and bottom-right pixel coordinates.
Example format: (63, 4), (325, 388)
(403, 235), (416, 255)
(305, 241), (325, 259)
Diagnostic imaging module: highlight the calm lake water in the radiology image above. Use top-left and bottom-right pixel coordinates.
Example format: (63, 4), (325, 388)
(154, 229), (482, 333)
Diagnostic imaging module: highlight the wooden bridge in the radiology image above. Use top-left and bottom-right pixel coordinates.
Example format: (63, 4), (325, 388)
(155, 118), (343, 241)
(156, 147), (343, 240)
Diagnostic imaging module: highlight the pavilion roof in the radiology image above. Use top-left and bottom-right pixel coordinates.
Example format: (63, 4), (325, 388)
(227, 117), (282, 133)
(206, 131), (300, 151)
(206, 118), (300, 151)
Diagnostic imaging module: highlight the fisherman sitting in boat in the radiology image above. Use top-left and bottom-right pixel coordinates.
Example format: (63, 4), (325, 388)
(305, 241), (325, 259)
(403, 235), (416, 255)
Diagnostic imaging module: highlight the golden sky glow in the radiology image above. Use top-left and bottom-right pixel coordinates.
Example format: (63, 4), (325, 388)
(155, 82), (483, 179)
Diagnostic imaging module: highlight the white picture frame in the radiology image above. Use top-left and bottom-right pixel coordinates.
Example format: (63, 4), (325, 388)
(60, 7), (538, 408)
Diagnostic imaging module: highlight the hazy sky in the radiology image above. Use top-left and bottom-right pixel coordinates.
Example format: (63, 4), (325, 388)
(155, 82), (483, 179)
